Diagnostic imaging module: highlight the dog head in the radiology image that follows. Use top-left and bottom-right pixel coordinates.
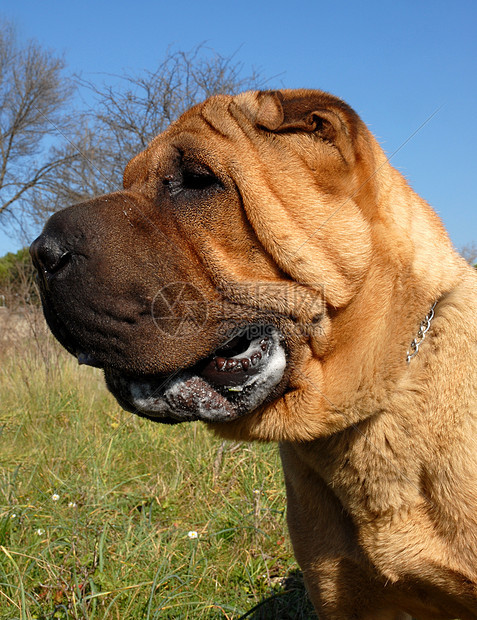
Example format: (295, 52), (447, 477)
(30, 89), (453, 441)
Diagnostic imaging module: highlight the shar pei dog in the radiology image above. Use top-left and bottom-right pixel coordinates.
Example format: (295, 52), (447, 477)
(30, 89), (477, 619)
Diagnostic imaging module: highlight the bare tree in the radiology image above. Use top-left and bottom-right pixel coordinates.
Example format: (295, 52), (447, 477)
(0, 20), (76, 231)
(29, 45), (265, 225)
(85, 46), (265, 178)
(460, 242), (477, 266)
(26, 123), (110, 230)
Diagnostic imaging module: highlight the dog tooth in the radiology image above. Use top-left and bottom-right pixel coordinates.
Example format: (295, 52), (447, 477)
(216, 357), (227, 371)
(241, 358), (250, 370)
(251, 353), (261, 365)
(226, 359), (237, 370)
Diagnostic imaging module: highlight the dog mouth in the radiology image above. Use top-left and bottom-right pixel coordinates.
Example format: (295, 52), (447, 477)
(98, 326), (287, 424)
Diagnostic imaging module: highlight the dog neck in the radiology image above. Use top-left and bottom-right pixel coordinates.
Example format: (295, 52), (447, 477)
(406, 301), (438, 363)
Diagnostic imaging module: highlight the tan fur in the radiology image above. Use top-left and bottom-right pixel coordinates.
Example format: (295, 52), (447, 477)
(34, 89), (477, 618)
(203, 91), (477, 618)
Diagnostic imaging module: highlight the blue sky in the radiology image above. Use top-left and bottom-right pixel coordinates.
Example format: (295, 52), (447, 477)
(1, 0), (476, 255)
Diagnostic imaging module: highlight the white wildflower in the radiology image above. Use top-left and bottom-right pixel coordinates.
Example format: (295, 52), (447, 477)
(36, 528), (45, 536)
(68, 502), (77, 508)
(187, 531), (198, 539)
(52, 494), (60, 501)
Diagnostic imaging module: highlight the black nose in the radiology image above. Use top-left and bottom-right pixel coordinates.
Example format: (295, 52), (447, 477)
(30, 233), (72, 276)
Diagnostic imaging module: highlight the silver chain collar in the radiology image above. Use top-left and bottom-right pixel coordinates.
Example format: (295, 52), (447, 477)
(406, 302), (437, 363)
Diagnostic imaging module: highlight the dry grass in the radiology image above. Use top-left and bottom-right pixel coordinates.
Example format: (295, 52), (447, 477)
(0, 309), (315, 619)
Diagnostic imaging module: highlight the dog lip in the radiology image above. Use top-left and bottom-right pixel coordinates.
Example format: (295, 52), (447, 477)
(200, 335), (271, 387)
(104, 326), (287, 423)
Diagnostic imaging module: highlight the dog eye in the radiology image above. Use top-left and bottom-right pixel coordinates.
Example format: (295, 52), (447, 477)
(182, 168), (220, 191)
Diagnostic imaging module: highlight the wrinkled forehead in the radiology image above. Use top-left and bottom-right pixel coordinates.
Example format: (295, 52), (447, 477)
(137, 92), (257, 163)
(151, 91), (259, 148)
(123, 92), (259, 190)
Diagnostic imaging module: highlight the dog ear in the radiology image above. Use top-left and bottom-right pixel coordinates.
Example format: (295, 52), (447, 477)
(255, 90), (358, 154)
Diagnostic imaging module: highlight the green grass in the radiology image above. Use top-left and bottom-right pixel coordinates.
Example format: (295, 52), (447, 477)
(0, 312), (316, 619)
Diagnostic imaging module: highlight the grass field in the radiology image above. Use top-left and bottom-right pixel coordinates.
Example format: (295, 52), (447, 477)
(0, 309), (316, 619)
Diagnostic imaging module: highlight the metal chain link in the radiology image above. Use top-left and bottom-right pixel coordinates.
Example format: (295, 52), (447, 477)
(406, 302), (437, 363)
